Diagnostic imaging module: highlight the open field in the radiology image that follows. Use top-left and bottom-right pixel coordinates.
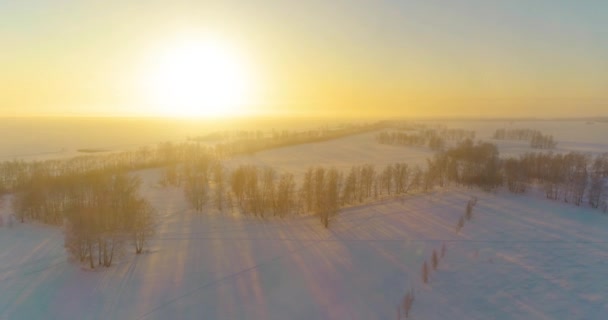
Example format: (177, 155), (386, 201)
(1, 169), (607, 319)
(2, 118), (607, 161)
(2, 121), (608, 319)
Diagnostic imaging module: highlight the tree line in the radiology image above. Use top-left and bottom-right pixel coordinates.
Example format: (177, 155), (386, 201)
(170, 158), (439, 228)
(423, 138), (608, 211)
(502, 152), (608, 210)
(492, 128), (557, 149)
(0, 141), (217, 195)
(201, 122), (386, 158)
(376, 128), (475, 151)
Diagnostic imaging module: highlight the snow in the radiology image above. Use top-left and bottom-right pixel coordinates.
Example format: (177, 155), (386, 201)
(225, 131), (433, 177)
(436, 119), (608, 157)
(1, 119), (608, 319)
(2, 167), (608, 319)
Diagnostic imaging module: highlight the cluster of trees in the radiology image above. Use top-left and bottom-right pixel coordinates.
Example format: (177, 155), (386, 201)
(227, 165), (336, 225)
(376, 128), (475, 151)
(182, 156), (216, 212)
(589, 156), (608, 210)
(382, 121), (475, 139)
(493, 128), (540, 140)
(12, 170), (155, 268)
(376, 131), (433, 147)
(530, 132), (557, 149)
(0, 142), (217, 195)
(440, 128), (476, 141)
(503, 152), (608, 210)
(300, 167), (341, 227)
(426, 140), (503, 190)
(175, 161), (433, 228)
(167, 160), (299, 218)
(424, 141), (607, 212)
(62, 173), (155, 268)
(492, 128), (556, 149)
(3, 142), (217, 223)
(3, 144), (187, 267)
(230, 166), (298, 218)
(161, 153), (234, 214)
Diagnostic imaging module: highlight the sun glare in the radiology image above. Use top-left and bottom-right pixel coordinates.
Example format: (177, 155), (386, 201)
(141, 37), (252, 117)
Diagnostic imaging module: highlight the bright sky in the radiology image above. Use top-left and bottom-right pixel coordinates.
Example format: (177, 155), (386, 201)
(1, 0), (607, 117)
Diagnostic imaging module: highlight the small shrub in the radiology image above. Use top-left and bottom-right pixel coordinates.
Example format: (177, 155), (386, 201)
(422, 261), (429, 284)
(456, 216), (465, 232)
(465, 196), (478, 220)
(465, 202), (473, 221)
(432, 250), (439, 270)
(402, 288), (415, 318)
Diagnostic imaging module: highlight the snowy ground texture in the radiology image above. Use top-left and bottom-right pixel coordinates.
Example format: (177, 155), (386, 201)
(1, 169), (607, 319)
(1, 120), (608, 319)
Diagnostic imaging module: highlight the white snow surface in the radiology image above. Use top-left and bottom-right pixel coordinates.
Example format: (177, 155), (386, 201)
(1, 119), (608, 319)
(1, 168), (607, 319)
(225, 131), (433, 177)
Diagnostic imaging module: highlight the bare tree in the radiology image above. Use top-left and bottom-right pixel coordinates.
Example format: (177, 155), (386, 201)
(213, 163), (226, 211)
(320, 168), (341, 228)
(504, 158), (527, 193)
(184, 174), (209, 212)
(380, 165), (394, 196)
(130, 199), (156, 254)
(341, 167), (358, 205)
(301, 167), (314, 212)
(261, 168), (276, 216)
(275, 172), (296, 217)
(589, 174), (605, 209)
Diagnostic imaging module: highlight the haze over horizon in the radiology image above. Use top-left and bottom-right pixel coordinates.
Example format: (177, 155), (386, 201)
(1, 0), (607, 118)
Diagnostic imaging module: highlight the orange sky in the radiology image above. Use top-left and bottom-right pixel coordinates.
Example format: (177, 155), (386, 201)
(1, 1), (607, 118)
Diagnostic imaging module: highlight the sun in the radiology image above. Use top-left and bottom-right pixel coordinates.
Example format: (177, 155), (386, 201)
(141, 37), (252, 117)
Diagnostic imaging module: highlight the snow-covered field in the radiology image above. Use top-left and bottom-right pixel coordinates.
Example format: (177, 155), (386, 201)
(225, 131), (433, 177)
(440, 119), (608, 157)
(3, 118), (607, 161)
(2, 170), (607, 319)
(1, 119), (608, 319)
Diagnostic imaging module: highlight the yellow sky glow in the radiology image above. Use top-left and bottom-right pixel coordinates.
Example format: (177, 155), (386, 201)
(1, 1), (606, 118)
